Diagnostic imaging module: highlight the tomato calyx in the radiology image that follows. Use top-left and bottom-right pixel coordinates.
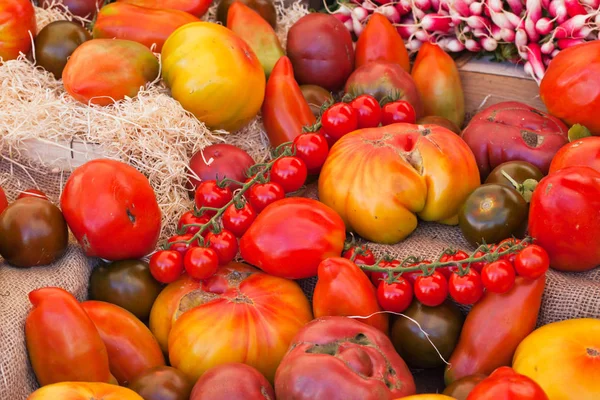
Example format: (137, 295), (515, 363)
(500, 170), (539, 203)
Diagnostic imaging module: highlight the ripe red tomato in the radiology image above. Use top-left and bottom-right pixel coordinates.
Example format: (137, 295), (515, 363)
(321, 103), (359, 140)
(187, 143), (254, 192)
(292, 133), (329, 174)
(149, 250), (184, 284)
(247, 182), (285, 213)
(184, 247), (219, 280)
(167, 234), (200, 257)
(401, 260), (431, 284)
(205, 230), (239, 265)
(177, 211), (210, 235)
(270, 156), (308, 193)
(0, 187), (8, 214)
(194, 180), (233, 215)
(381, 101), (416, 125)
(470, 250), (487, 273)
(514, 245), (550, 279)
(465, 366), (549, 400)
(17, 189), (48, 201)
(414, 271), (448, 307)
(350, 95), (382, 129)
(438, 250), (469, 279)
(343, 246), (375, 278)
(222, 202), (256, 237)
(481, 260), (516, 293)
(449, 269), (484, 305)
(370, 260), (394, 287)
(377, 278), (413, 313)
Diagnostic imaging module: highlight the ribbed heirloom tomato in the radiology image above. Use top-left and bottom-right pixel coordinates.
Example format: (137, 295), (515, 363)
(0, 0), (36, 61)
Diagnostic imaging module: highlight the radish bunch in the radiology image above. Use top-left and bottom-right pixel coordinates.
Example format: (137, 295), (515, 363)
(328, 0), (600, 81)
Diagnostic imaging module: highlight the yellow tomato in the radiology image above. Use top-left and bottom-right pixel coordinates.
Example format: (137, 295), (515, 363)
(395, 395), (455, 399)
(28, 382), (143, 400)
(513, 318), (600, 400)
(161, 22), (265, 132)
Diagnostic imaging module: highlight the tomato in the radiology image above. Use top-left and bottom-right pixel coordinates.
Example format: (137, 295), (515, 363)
(61, 159), (161, 260)
(82, 301), (165, 385)
(40, 0), (104, 18)
(188, 144), (255, 193)
(128, 366), (194, 400)
(149, 250), (184, 284)
(177, 211), (210, 235)
(222, 202), (256, 237)
(183, 247), (219, 279)
(400, 396), (455, 400)
(402, 260), (431, 284)
(300, 84), (334, 117)
(354, 13), (410, 72)
(414, 271), (448, 307)
(25, 288), (112, 386)
(377, 278), (413, 313)
(270, 156), (308, 193)
(0, 187), (7, 214)
(247, 182), (285, 213)
(167, 234), (200, 257)
(470, 251), (487, 274)
(17, 188), (48, 201)
(162, 22), (265, 132)
(168, 263), (313, 382)
(292, 132), (329, 175)
(549, 136), (600, 174)
(342, 245), (376, 266)
(370, 260), (394, 287)
(119, 0), (213, 18)
(514, 245), (549, 279)
(381, 101), (417, 125)
(321, 103), (359, 141)
(194, 180), (233, 215)
(217, 0), (277, 28)
(442, 375), (487, 400)
(417, 116), (462, 134)
(190, 363), (275, 400)
(481, 260), (516, 294)
(448, 270), (484, 305)
(466, 367), (549, 400)
(205, 230), (238, 265)
(0, 0), (36, 61)
(28, 382), (143, 400)
(350, 95), (382, 129)
(438, 250), (469, 279)
(484, 161), (544, 188)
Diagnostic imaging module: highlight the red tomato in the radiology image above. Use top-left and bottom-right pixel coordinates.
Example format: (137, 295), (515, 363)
(205, 230), (239, 265)
(514, 245), (550, 279)
(481, 259), (516, 293)
(322, 130), (338, 148)
(177, 210), (210, 235)
(321, 103), (359, 140)
(549, 136), (600, 174)
(438, 250), (469, 279)
(270, 156), (308, 193)
(0, 187), (8, 214)
(292, 132), (329, 174)
(194, 180), (233, 215)
(414, 271), (448, 307)
(184, 247), (219, 280)
(350, 94), (382, 129)
(222, 202), (256, 237)
(17, 188), (48, 201)
(466, 366), (549, 400)
(402, 260), (430, 284)
(149, 250), (184, 284)
(381, 100), (417, 125)
(247, 182), (285, 213)
(470, 250), (487, 273)
(370, 260), (394, 287)
(190, 363), (275, 400)
(377, 278), (413, 313)
(40, 0), (103, 19)
(167, 234), (200, 257)
(60, 159), (161, 261)
(342, 245), (376, 265)
(449, 269), (484, 305)
(188, 143), (255, 192)
(0, 0), (37, 61)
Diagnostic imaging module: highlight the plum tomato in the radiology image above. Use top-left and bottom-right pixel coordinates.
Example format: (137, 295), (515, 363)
(414, 271), (448, 307)
(377, 278), (413, 313)
(222, 202), (256, 237)
(184, 247), (219, 280)
(177, 211), (210, 236)
(205, 230), (239, 265)
(381, 100), (416, 125)
(292, 133), (329, 174)
(247, 182), (285, 213)
(149, 250), (184, 284)
(448, 269), (484, 305)
(321, 102), (359, 140)
(514, 245), (550, 279)
(481, 260), (516, 293)
(270, 156), (308, 193)
(350, 94), (382, 129)
(194, 180), (233, 215)
(17, 189), (49, 201)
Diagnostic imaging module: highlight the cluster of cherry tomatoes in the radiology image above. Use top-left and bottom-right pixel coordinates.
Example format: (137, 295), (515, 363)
(343, 239), (550, 313)
(319, 94), (417, 147)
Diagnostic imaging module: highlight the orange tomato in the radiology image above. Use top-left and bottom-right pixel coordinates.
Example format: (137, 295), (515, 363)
(27, 382), (143, 400)
(513, 318), (600, 400)
(354, 13), (410, 72)
(168, 262), (313, 383)
(0, 0), (36, 61)
(318, 123), (480, 244)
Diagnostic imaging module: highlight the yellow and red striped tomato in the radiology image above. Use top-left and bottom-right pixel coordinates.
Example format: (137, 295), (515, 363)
(0, 0), (36, 61)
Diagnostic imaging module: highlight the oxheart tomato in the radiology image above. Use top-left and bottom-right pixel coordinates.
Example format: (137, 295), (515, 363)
(27, 382), (143, 400)
(466, 367), (549, 400)
(0, 0), (36, 61)
(81, 301), (165, 385)
(25, 288), (112, 386)
(189, 363), (275, 400)
(60, 159), (161, 261)
(168, 263), (313, 383)
(239, 198), (346, 279)
(319, 123), (479, 244)
(528, 166), (600, 271)
(274, 316), (416, 399)
(549, 136), (600, 174)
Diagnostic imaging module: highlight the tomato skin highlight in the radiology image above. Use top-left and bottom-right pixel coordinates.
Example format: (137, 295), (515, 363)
(466, 366), (549, 400)
(247, 182), (285, 213)
(448, 269), (484, 305)
(514, 245), (550, 279)
(184, 247), (219, 280)
(377, 278), (413, 313)
(270, 156), (308, 193)
(350, 95), (382, 129)
(149, 250), (184, 284)
(381, 101), (417, 125)
(292, 133), (329, 174)
(222, 202), (256, 237)
(321, 103), (359, 141)
(481, 260), (516, 293)
(414, 271), (448, 307)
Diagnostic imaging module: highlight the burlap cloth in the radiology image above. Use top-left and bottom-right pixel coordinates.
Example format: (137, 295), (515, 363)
(1, 160), (599, 398)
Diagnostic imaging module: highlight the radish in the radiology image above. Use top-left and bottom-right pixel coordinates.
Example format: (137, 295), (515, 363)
(553, 14), (591, 39)
(541, 41), (556, 54)
(473, 28), (489, 37)
(447, 37), (466, 51)
(581, 0), (600, 8)
(526, 42), (546, 80)
(506, 0), (524, 15)
(376, 4), (401, 23)
(431, 0), (441, 11)
(516, 28), (529, 59)
(564, 0), (587, 17)
(542, 0), (551, 9)
(415, 0), (433, 11)
(501, 27), (517, 42)
(413, 7), (426, 19)
(526, 0), (543, 22)
(352, 15), (365, 35)
(549, 0), (569, 24)
(535, 17), (554, 35)
(491, 24), (502, 40)
(333, 13), (351, 23)
(344, 19), (354, 32)
(453, 0), (472, 16)
(487, 0), (504, 13)
(557, 37), (585, 48)
(406, 39), (423, 51)
(504, 10), (524, 28)
(481, 36), (498, 50)
(421, 13), (454, 32)
(465, 15), (491, 29)
(465, 38), (482, 51)
(361, 1), (378, 11)
(415, 29), (431, 41)
(525, 17), (541, 42)
(489, 9), (515, 29)
(395, 0), (412, 15)
(353, 6), (370, 22)
(470, 1), (484, 15)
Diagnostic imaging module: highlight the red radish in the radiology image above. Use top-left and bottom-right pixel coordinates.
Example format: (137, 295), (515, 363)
(491, 24), (502, 39)
(526, 42), (545, 80)
(525, 17), (541, 42)
(473, 28), (489, 37)
(395, 0), (412, 15)
(334, 13), (351, 23)
(421, 13), (453, 32)
(543, 54), (552, 66)
(415, 0), (432, 11)
(542, 0), (551, 9)
(535, 17), (554, 35)
(352, 6), (370, 22)
(406, 39), (423, 51)
(470, 1), (483, 15)
(526, 0), (543, 21)
(465, 15), (491, 29)
(501, 27), (516, 42)
(541, 41), (555, 54)
(431, 0), (441, 11)
(414, 29), (430, 41)
(376, 4), (401, 23)
(481, 36), (498, 51)
(397, 17), (418, 39)
(465, 38), (482, 51)
(516, 28), (529, 59)
(557, 37), (585, 49)
(503, 10), (524, 28)
(564, 0), (587, 17)
(490, 9), (515, 29)
(553, 14), (591, 39)
(582, 0), (600, 7)
(352, 15), (365, 35)
(361, 1), (377, 11)
(452, 0), (471, 16)
(344, 19), (354, 31)
(549, 0), (569, 24)
(551, 48), (560, 57)
(447, 38), (466, 51)
(413, 7), (426, 19)
(506, 0), (524, 15)
(487, 0), (504, 12)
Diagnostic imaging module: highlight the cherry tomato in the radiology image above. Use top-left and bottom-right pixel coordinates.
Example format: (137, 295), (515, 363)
(292, 133), (329, 175)
(247, 182), (285, 213)
(370, 260), (395, 287)
(222, 202), (256, 237)
(381, 101), (417, 125)
(17, 189), (48, 201)
(194, 180), (233, 216)
(343, 245), (376, 278)
(270, 156), (308, 193)
(481, 259), (516, 293)
(177, 211), (210, 235)
(167, 234), (200, 257)
(402, 260), (431, 284)
(184, 247), (219, 280)
(438, 250), (469, 279)
(514, 245), (550, 279)
(470, 250), (487, 273)
(350, 95), (382, 129)
(449, 269), (484, 305)
(377, 278), (413, 313)
(414, 271), (448, 307)
(321, 103), (359, 141)
(205, 230), (239, 265)
(149, 250), (183, 284)
(321, 130), (338, 148)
